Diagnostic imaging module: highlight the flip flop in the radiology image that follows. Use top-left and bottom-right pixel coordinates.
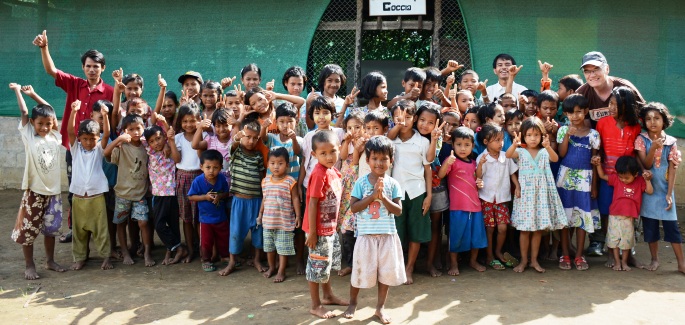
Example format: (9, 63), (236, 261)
(502, 252), (519, 268)
(59, 231), (72, 243)
(489, 260), (505, 270)
(202, 262), (216, 272)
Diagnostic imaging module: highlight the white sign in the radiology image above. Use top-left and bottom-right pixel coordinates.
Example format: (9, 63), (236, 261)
(369, 0), (426, 16)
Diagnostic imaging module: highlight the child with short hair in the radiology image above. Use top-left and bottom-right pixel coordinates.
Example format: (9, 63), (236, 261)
(520, 89), (540, 118)
(499, 93), (518, 112)
(594, 156), (653, 271)
(262, 102), (303, 179)
(387, 67), (426, 108)
(221, 119), (266, 275)
(354, 110), (391, 177)
(67, 99), (112, 271)
(303, 130), (348, 319)
(342, 136), (405, 323)
(457, 69), (489, 106)
(258, 147), (301, 282)
(635, 102), (684, 274)
(476, 123), (520, 270)
(188, 150), (231, 272)
(390, 100), (432, 284)
(104, 114), (153, 266)
(143, 124), (186, 265)
(9, 83), (66, 280)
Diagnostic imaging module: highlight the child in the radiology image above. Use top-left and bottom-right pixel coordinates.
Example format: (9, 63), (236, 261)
(143, 124), (186, 265)
(556, 94), (601, 271)
(595, 156), (653, 271)
(476, 123), (520, 270)
(104, 114), (153, 266)
(262, 102), (303, 179)
(439, 126), (487, 274)
(506, 117), (567, 273)
(635, 102), (685, 273)
(390, 100), (432, 284)
(354, 110), (391, 178)
(463, 106), (481, 133)
(458, 69), (489, 106)
(504, 108), (524, 144)
(153, 75), (178, 129)
(454, 90), (475, 115)
(338, 71), (392, 127)
(387, 67), (426, 109)
(342, 136), (405, 323)
(419, 67), (446, 107)
(222, 119), (266, 275)
(556, 75), (584, 102)
(111, 69), (150, 130)
(499, 93), (518, 113)
(174, 103), (203, 263)
(93, 100), (120, 258)
(9, 83), (66, 280)
(303, 130), (348, 319)
(279, 66), (309, 137)
(178, 70), (203, 106)
(305, 64), (347, 128)
(192, 109), (234, 178)
(258, 147), (301, 282)
(241, 63), (262, 90)
(475, 103), (508, 155)
(337, 112), (365, 277)
(67, 99), (112, 270)
(188, 150), (230, 272)
(520, 90), (540, 118)
(199, 80), (222, 120)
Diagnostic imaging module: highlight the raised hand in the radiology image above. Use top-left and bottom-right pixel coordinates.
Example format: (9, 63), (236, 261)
(432, 121), (446, 141)
(434, 88), (444, 100)
(518, 95), (529, 105)
(479, 152), (488, 165)
(71, 99), (82, 111)
(166, 127), (175, 141)
(265, 79), (275, 91)
(286, 128), (297, 140)
(445, 151), (457, 166)
(408, 86), (421, 100)
(591, 155), (601, 166)
(9, 83), (21, 91)
(542, 134), (551, 148)
(566, 126), (577, 137)
(112, 67), (123, 83)
(233, 84), (244, 102)
(200, 119), (212, 130)
(448, 84), (457, 99)
(216, 94), (226, 109)
(264, 90), (276, 102)
(512, 132), (522, 147)
(652, 135), (664, 150)
(538, 60), (554, 74)
(544, 117), (555, 132)
(99, 102), (109, 115)
(158, 74), (167, 88)
(354, 136), (367, 154)
(393, 109), (407, 127)
(476, 79), (489, 93)
(642, 170), (653, 181)
(20, 85), (35, 97)
(445, 72), (455, 86)
(235, 129), (246, 142)
(344, 86), (360, 106)
(446, 60), (464, 72)
(118, 132), (132, 143)
(221, 76), (236, 89)
(508, 65), (523, 77)
(33, 30), (48, 48)
(261, 117), (272, 129)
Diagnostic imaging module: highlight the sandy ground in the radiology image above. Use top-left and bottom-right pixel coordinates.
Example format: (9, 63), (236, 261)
(0, 189), (684, 325)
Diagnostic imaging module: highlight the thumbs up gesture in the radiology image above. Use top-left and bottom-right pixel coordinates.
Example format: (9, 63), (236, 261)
(445, 151), (457, 166)
(33, 30), (48, 48)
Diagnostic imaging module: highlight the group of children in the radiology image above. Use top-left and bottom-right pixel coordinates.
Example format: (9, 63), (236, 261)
(10, 31), (684, 322)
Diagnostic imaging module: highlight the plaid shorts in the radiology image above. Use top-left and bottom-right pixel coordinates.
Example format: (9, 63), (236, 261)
(113, 197), (149, 224)
(176, 169), (201, 224)
(11, 190), (62, 245)
(306, 232), (341, 283)
(263, 229), (295, 255)
(482, 200), (510, 227)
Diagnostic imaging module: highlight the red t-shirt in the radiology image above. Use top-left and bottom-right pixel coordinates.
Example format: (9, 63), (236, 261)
(608, 174), (646, 218)
(596, 116), (641, 175)
(55, 70), (114, 149)
(303, 163), (342, 236)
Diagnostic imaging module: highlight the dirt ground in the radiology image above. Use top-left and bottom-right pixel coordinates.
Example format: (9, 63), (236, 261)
(0, 190), (684, 325)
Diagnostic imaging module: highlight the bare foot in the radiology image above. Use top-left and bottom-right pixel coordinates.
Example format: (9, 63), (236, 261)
(338, 266), (352, 277)
(161, 251), (172, 265)
(605, 257), (615, 268)
(71, 260), (86, 270)
(470, 261), (486, 272)
(645, 260), (660, 271)
(170, 246), (187, 265)
(321, 294), (349, 306)
(136, 244), (144, 257)
(297, 260), (305, 275)
(404, 266), (414, 285)
(513, 263), (526, 273)
(621, 262), (632, 271)
(183, 249), (194, 263)
(24, 266), (40, 280)
(45, 260), (66, 272)
(122, 254), (135, 265)
(628, 255), (644, 269)
(375, 307), (392, 324)
(447, 265), (460, 276)
(530, 262), (546, 273)
(110, 248), (123, 260)
(678, 263), (685, 274)
(612, 263), (622, 271)
(253, 260), (268, 273)
(263, 267), (275, 278)
(427, 265), (442, 277)
(273, 272), (286, 283)
(144, 253), (155, 267)
(546, 251), (558, 261)
(310, 305), (335, 319)
(342, 304), (357, 319)
(101, 257), (113, 270)
(219, 261), (236, 276)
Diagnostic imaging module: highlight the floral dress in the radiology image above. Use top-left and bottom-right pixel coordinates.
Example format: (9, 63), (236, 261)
(511, 148), (568, 231)
(338, 143), (358, 233)
(556, 126), (601, 232)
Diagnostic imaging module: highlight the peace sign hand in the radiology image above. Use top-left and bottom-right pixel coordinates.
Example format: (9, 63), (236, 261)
(344, 86), (360, 106)
(512, 132), (522, 147)
(432, 121), (446, 141)
(542, 134), (551, 148)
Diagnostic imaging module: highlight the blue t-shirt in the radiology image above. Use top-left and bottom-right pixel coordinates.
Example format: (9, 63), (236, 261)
(187, 173), (229, 224)
(265, 133), (303, 180)
(102, 135), (118, 187)
(350, 174), (402, 236)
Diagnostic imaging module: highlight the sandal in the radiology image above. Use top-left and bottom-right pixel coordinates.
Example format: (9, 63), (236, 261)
(574, 256), (589, 271)
(502, 252), (519, 268)
(202, 262), (216, 272)
(59, 231), (72, 243)
(489, 260), (505, 270)
(558, 255), (572, 270)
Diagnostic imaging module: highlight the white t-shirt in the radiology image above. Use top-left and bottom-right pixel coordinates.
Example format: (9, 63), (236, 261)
(69, 141), (109, 196)
(301, 128), (345, 187)
(486, 81), (527, 102)
(391, 131), (430, 199)
(20, 122), (62, 195)
(476, 151), (518, 203)
(175, 132), (203, 171)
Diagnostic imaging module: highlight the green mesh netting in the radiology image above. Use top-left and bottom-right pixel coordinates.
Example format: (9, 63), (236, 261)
(0, 0), (329, 117)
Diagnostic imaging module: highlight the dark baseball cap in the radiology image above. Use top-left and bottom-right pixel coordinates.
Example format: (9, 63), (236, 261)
(580, 51), (607, 69)
(178, 71), (204, 84)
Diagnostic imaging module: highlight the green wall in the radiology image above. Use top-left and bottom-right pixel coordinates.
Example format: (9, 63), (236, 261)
(0, 0), (329, 117)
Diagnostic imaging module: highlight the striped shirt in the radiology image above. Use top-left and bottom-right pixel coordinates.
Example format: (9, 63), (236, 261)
(351, 174), (402, 236)
(261, 175), (297, 231)
(266, 133), (302, 180)
(229, 146), (264, 196)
